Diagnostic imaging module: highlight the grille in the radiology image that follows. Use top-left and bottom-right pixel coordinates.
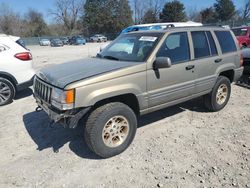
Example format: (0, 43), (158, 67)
(34, 77), (52, 104)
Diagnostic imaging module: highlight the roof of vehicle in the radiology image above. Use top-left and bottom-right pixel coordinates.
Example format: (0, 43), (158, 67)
(0, 34), (20, 41)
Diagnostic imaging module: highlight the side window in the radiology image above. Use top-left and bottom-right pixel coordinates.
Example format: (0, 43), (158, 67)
(156, 32), (190, 64)
(206, 31), (218, 56)
(191, 31), (210, 59)
(215, 31), (237, 54)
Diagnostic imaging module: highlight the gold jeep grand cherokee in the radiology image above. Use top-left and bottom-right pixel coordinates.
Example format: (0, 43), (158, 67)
(34, 26), (243, 158)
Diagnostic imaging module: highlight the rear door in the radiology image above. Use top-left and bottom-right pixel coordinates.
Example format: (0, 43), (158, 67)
(190, 31), (220, 94)
(214, 30), (239, 67)
(147, 32), (196, 108)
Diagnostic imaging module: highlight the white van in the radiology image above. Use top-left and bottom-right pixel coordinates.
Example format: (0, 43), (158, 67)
(0, 34), (35, 106)
(121, 21), (203, 34)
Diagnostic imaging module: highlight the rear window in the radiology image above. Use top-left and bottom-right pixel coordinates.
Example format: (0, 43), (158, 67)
(215, 31), (237, 54)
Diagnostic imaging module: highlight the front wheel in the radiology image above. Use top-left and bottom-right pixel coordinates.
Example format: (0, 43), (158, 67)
(0, 78), (16, 106)
(84, 102), (137, 158)
(204, 76), (231, 112)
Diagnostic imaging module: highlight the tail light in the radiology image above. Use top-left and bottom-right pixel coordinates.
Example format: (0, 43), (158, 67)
(240, 54), (244, 67)
(14, 52), (32, 61)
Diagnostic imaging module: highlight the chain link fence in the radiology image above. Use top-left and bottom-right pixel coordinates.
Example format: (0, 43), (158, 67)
(22, 32), (119, 46)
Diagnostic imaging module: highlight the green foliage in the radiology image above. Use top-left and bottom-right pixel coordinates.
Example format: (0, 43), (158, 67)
(83, 0), (133, 37)
(214, 0), (236, 21)
(24, 9), (49, 37)
(142, 9), (158, 24)
(200, 7), (217, 24)
(160, 0), (186, 22)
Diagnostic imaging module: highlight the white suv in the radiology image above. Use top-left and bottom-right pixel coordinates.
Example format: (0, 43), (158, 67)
(90, 34), (107, 42)
(0, 34), (35, 106)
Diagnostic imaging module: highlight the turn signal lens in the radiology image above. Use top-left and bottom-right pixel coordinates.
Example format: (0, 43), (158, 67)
(65, 89), (75, 104)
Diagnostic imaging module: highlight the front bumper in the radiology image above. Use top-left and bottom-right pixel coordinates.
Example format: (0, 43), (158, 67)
(17, 76), (34, 91)
(35, 98), (90, 128)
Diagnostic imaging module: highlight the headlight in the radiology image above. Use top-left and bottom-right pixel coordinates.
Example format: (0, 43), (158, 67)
(51, 88), (75, 110)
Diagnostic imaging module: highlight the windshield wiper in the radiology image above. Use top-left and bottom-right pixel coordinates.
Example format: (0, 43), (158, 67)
(103, 55), (120, 61)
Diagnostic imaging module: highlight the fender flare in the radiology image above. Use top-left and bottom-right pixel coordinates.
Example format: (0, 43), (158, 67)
(0, 71), (18, 85)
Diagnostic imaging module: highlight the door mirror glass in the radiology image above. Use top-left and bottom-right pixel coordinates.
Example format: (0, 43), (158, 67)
(153, 57), (172, 69)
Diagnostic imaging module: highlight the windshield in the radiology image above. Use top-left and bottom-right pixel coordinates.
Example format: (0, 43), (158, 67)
(98, 32), (163, 62)
(232, 28), (248, 36)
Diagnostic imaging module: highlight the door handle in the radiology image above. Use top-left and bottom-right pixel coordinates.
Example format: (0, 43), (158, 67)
(186, 65), (195, 70)
(215, 58), (222, 63)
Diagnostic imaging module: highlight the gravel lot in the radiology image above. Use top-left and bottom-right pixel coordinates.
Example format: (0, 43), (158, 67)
(0, 44), (249, 188)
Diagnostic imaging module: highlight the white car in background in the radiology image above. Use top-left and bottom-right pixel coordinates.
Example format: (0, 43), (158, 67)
(39, 38), (50, 46)
(121, 21), (203, 33)
(90, 34), (108, 42)
(0, 34), (34, 106)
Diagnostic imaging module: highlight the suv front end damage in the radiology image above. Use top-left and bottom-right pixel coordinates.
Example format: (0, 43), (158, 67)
(33, 76), (90, 128)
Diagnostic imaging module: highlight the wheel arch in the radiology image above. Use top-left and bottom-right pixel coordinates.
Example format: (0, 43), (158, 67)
(219, 69), (234, 83)
(93, 93), (140, 117)
(0, 71), (18, 87)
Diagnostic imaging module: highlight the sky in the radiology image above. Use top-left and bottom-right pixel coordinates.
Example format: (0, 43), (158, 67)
(0, 0), (246, 23)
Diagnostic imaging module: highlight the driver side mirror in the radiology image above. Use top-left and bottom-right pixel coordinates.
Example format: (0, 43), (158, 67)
(153, 57), (172, 70)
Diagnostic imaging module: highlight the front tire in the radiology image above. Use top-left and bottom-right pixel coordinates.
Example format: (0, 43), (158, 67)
(204, 76), (231, 112)
(84, 102), (137, 158)
(0, 77), (16, 106)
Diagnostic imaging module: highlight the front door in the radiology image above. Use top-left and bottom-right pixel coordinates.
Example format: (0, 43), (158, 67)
(147, 32), (195, 108)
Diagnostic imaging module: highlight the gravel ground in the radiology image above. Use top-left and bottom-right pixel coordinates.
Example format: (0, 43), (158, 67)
(0, 44), (249, 188)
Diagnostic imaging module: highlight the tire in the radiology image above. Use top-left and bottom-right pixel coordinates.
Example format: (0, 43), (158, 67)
(0, 77), (16, 106)
(204, 76), (231, 112)
(241, 44), (247, 49)
(84, 102), (137, 158)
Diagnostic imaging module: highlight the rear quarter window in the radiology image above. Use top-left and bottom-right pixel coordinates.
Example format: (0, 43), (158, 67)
(215, 31), (237, 54)
(16, 39), (28, 50)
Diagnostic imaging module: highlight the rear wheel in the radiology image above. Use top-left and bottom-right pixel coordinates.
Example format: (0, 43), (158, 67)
(84, 102), (137, 158)
(204, 76), (231, 112)
(0, 77), (16, 106)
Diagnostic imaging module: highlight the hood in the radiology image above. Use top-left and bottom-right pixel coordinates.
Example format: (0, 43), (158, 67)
(37, 58), (139, 88)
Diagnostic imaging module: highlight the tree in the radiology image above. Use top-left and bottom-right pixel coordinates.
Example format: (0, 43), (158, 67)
(132, 0), (164, 24)
(50, 0), (82, 35)
(142, 9), (158, 23)
(24, 9), (49, 37)
(113, 0), (133, 32)
(133, 0), (144, 24)
(160, 0), (186, 22)
(200, 7), (217, 24)
(214, 0), (235, 21)
(242, 0), (250, 20)
(83, 0), (133, 36)
(187, 7), (202, 22)
(0, 3), (23, 36)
